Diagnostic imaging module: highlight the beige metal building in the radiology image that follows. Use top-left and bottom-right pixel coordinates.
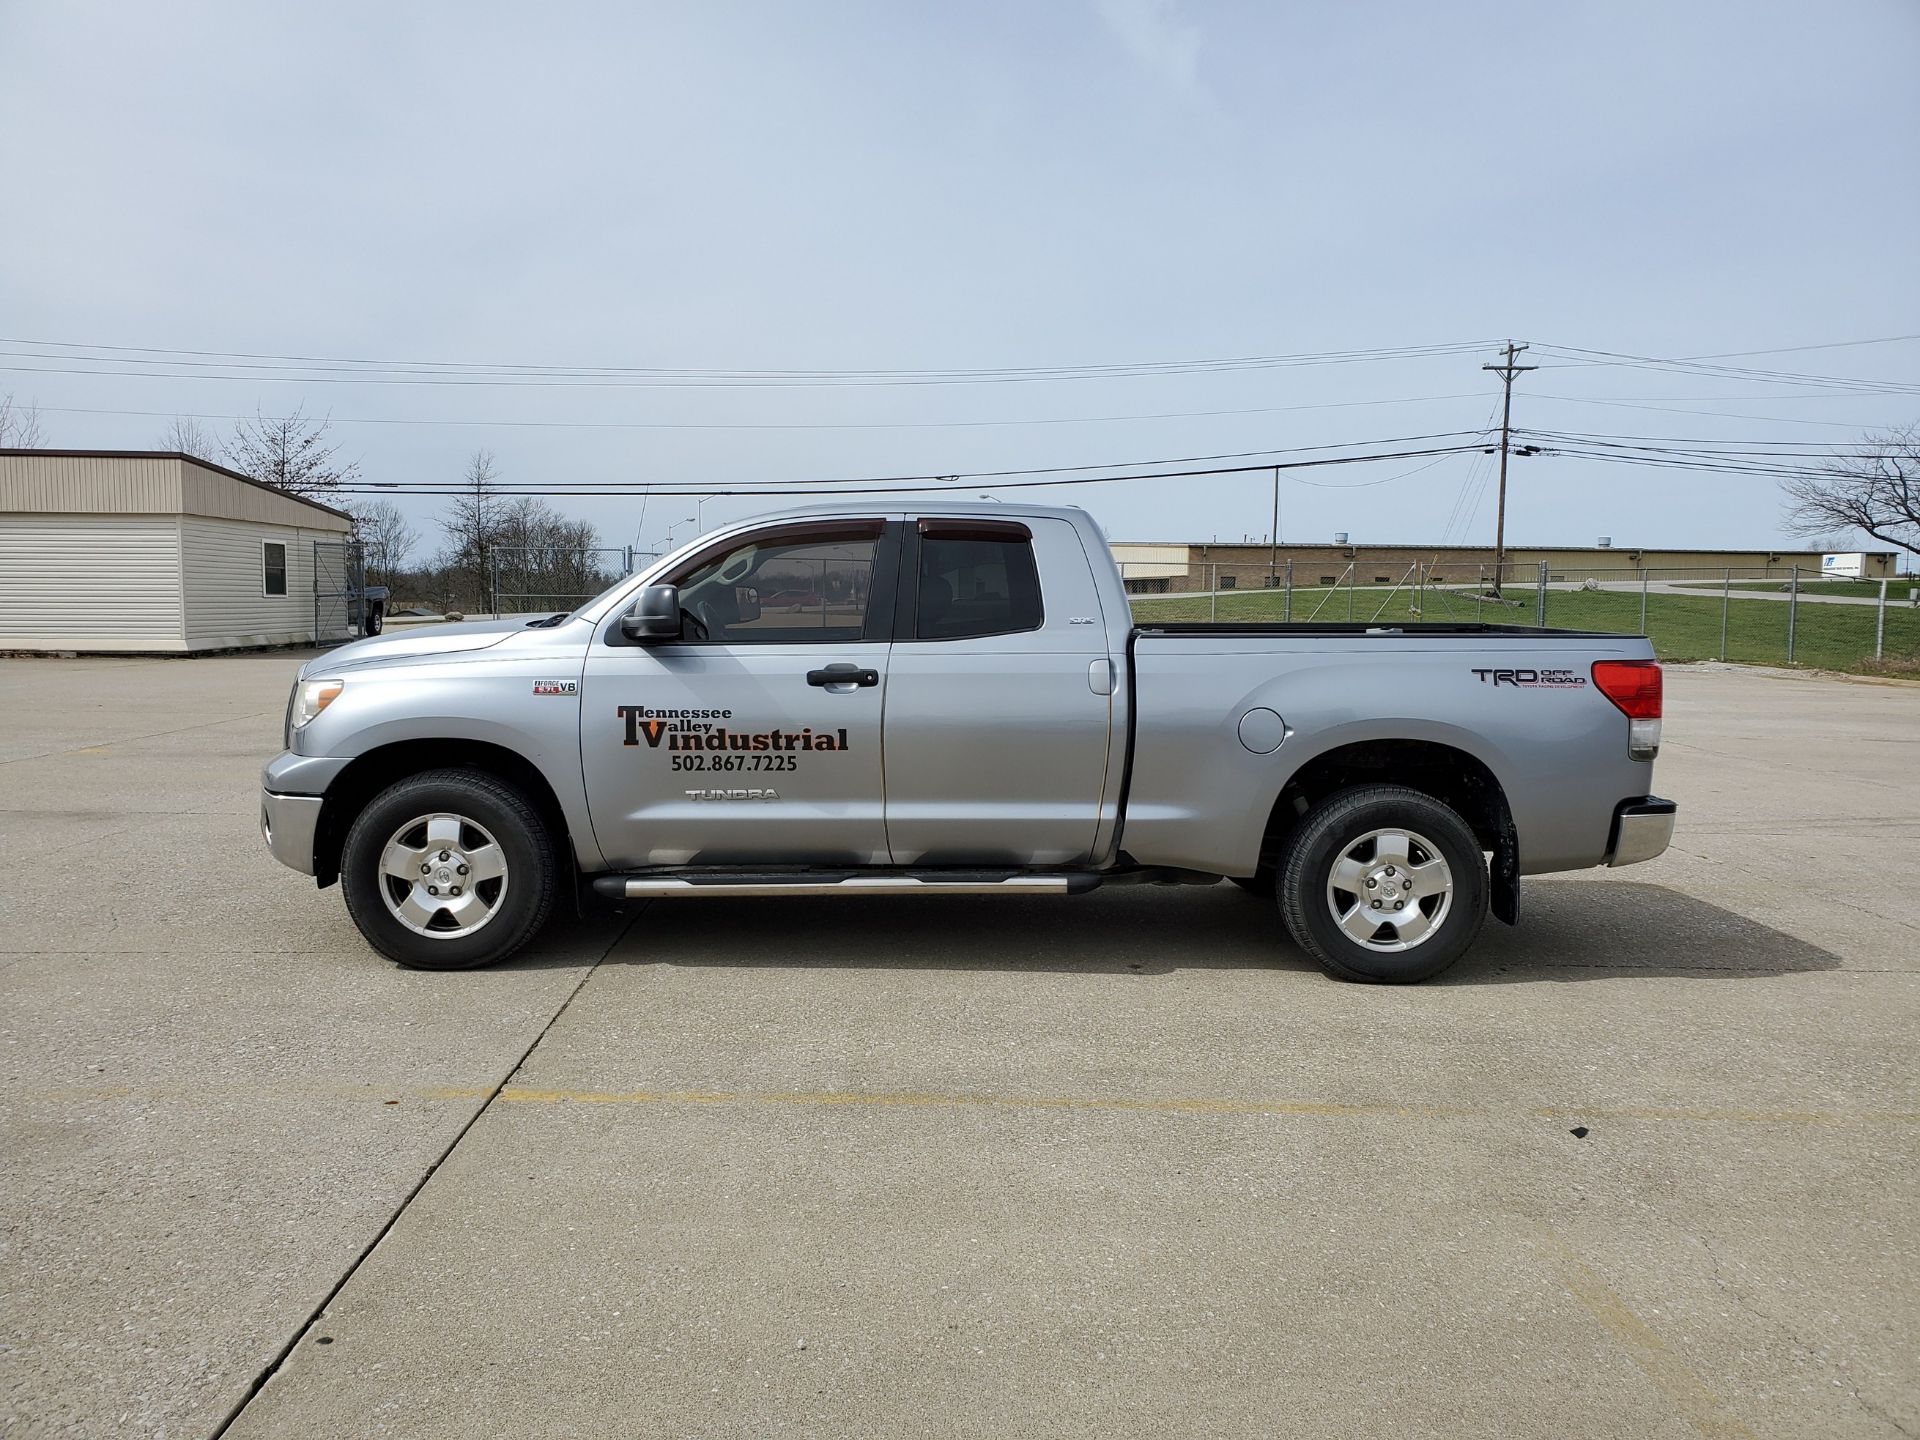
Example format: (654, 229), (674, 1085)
(0, 449), (355, 653)
(1110, 539), (1900, 593)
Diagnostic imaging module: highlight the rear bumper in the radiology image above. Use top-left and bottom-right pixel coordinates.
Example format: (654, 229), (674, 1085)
(1606, 796), (1677, 868)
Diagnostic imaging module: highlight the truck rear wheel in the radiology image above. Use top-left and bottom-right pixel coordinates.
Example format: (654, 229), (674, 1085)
(340, 768), (560, 970)
(1279, 784), (1487, 984)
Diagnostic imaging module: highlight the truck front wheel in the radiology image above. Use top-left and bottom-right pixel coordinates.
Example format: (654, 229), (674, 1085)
(1279, 785), (1488, 983)
(340, 768), (560, 970)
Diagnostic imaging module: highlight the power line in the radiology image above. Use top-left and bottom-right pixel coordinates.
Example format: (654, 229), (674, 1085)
(1529, 394), (1901, 427)
(32, 391), (1491, 434)
(322, 442), (1491, 499)
(0, 337), (1497, 388)
(1530, 343), (1920, 395)
(1679, 333), (1920, 362)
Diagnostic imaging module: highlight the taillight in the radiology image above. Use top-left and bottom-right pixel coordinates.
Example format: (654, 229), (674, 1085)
(1592, 660), (1662, 760)
(1592, 660), (1661, 718)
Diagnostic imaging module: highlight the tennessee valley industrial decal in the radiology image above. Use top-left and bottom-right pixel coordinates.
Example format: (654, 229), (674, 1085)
(616, 705), (849, 754)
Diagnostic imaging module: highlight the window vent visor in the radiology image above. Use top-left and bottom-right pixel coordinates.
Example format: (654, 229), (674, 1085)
(916, 518), (1033, 542)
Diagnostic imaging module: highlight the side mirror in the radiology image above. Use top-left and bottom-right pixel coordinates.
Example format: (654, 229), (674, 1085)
(619, 584), (682, 642)
(735, 585), (762, 624)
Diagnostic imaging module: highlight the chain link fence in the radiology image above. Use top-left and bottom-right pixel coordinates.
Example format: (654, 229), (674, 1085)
(312, 539), (369, 643)
(488, 545), (635, 615)
(1122, 560), (1920, 672)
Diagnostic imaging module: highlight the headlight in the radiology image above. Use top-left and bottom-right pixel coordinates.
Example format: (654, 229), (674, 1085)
(288, 678), (345, 737)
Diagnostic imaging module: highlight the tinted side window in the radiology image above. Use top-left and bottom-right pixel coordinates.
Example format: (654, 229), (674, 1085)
(673, 531), (879, 644)
(915, 536), (1042, 640)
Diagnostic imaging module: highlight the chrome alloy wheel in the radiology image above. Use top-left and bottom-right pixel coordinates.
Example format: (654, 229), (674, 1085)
(1324, 827), (1454, 952)
(377, 812), (510, 939)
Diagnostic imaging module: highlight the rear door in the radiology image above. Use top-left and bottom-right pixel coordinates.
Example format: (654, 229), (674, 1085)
(882, 516), (1116, 866)
(580, 519), (901, 868)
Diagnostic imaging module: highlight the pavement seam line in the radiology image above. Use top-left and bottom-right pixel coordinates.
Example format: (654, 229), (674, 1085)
(205, 913), (638, 1439)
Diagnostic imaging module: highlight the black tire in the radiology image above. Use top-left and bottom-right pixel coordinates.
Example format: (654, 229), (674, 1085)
(364, 603), (384, 636)
(340, 768), (561, 970)
(1279, 784), (1488, 984)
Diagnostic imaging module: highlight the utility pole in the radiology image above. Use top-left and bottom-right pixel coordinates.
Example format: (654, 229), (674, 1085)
(1482, 341), (1535, 595)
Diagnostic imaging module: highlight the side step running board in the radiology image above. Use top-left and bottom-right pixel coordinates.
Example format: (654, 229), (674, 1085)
(592, 872), (1100, 900)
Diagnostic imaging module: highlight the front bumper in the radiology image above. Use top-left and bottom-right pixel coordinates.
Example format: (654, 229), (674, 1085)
(259, 751), (350, 877)
(262, 790), (324, 875)
(1606, 796), (1677, 867)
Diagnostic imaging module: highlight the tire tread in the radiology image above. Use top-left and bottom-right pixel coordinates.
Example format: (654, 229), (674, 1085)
(340, 767), (560, 970)
(1278, 783), (1487, 984)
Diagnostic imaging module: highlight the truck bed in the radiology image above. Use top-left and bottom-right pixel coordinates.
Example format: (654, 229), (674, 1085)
(1133, 621), (1617, 639)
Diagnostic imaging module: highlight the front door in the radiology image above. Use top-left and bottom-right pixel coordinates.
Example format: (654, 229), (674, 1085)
(581, 519), (900, 868)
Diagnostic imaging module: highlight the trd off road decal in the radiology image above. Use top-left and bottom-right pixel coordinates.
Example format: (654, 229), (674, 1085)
(1470, 667), (1588, 689)
(615, 704), (848, 774)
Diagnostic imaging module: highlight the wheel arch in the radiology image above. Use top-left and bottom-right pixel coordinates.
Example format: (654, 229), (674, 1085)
(1253, 736), (1520, 925)
(315, 740), (575, 889)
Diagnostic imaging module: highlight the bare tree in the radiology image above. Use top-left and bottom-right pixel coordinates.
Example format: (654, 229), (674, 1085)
(159, 415), (222, 463)
(0, 394), (46, 448)
(354, 499), (418, 581)
(439, 451), (507, 610)
(1785, 424), (1920, 562)
(225, 404), (360, 499)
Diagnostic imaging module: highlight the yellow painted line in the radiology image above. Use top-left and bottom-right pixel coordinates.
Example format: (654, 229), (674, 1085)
(479, 1085), (1484, 1119)
(1536, 1226), (1757, 1440)
(8, 1082), (1916, 1129)
(444, 1084), (1918, 1127)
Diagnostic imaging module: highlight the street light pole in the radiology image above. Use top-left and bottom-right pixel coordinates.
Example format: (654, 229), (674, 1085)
(1268, 465), (1280, 591)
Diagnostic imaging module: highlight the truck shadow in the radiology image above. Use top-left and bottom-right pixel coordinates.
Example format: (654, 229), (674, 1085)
(544, 878), (1840, 983)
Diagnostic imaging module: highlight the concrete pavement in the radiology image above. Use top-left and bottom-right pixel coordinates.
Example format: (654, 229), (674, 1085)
(1, 654), (1915, 1438)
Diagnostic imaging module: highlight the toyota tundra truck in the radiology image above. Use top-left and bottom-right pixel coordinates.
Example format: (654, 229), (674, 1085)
(261, 503), (1674, 984)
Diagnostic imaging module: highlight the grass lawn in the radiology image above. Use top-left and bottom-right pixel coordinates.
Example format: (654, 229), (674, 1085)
(1129, 585), (1920, 672)
(1669, 578), (1918, 601)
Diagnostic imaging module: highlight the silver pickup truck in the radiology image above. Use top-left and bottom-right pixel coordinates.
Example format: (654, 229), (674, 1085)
(262, 502), (1674, 983)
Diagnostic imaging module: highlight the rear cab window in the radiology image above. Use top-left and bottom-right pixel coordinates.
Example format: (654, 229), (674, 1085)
(912, 518), (1042, 641)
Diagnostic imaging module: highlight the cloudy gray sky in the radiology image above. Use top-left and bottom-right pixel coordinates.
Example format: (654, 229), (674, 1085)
(2, 0), (1916, 558)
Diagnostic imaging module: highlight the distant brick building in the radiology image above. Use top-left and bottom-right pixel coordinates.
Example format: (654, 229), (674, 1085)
(1108, 540), (1897, 593)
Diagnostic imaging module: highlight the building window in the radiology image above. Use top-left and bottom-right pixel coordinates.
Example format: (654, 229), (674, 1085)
(1374, 575), (1391, 584)
(263, 542), (288, 597)
(1219, 574), (1236, 589)
(1264, 575), (1282, 588)
(1319, 576), (1337, 585)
